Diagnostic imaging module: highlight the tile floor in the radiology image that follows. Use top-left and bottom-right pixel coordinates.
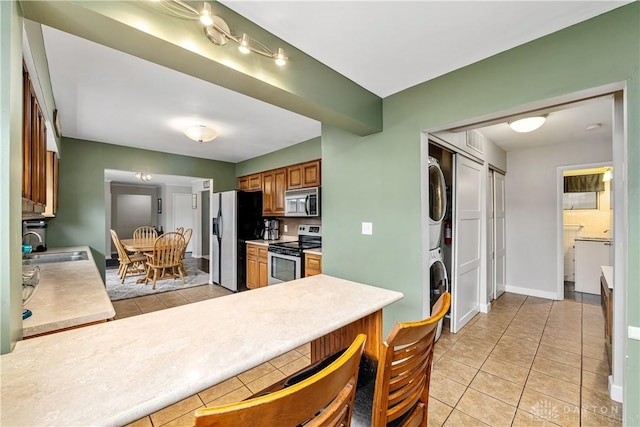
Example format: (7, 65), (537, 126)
(116, 291), (621, 427)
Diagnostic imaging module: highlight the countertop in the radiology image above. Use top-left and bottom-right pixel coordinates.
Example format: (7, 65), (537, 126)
(601, 265), (613, 290)
(1, 274), (403, 426)
(245, 236), (297, 247)
(304, 247), (322, 256)
(22, 246), (115, 338)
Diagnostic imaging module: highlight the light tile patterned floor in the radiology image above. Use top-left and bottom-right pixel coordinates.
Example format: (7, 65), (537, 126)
(115, 290), (621, 427)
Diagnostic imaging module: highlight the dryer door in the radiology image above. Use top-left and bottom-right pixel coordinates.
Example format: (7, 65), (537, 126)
(428, 163), (447, 224)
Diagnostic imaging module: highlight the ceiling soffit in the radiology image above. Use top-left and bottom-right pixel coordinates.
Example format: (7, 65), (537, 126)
(19, 0), (382, 136)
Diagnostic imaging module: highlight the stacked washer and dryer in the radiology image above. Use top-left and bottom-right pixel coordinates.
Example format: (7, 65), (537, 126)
(427, 156), (449, 341)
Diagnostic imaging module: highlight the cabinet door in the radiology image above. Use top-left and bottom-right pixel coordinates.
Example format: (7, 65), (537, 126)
(305, 254), (322, 277)
(246, 245), (258, 289)
(302, 160), (321, 187)
(44, 151), (59, 217)
(262, 171), (274, 216)
(258, 247), (269, 287)
(248, 173), (262, 191)
(238, 176), (250, 191)
(287, 164), (303, 189)
(273, 168), (287, 215)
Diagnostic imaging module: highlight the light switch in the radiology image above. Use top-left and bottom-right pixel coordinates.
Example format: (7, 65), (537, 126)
(362, 222), (373, 235)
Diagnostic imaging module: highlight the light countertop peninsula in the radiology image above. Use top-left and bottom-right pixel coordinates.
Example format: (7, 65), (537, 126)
(1, 274), (403, 426)
(22, 246), (115, 338)
(304, 247), (322, 255)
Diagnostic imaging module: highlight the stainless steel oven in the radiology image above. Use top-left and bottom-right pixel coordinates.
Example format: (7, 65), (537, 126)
(267, 225), (321, 285)
(268, 247), (301, 285)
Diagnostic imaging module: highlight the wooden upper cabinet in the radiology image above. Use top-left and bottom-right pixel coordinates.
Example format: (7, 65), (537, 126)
(287, 160), (321, 190)
(22, 65), (47, 213)
(44, 151), (59, 217)
(238, 173), (262, 191)
(262, 167), (287, 216)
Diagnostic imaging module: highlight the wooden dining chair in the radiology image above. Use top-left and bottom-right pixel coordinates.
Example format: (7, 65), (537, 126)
(363, 292), (451, 427)
(144, 232), (186, 289)
(176, 226), (184, 235)
(109, 229), (147, 283)
(194, 334), (366, 427)
(133, 226), (157, 244)
(178, 227), (193, 277)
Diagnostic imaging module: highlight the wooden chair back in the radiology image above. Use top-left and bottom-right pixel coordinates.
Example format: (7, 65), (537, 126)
(150, 232), (185, 268)
(133, 226), (157, 244)
(194, 334), (367, 427)
(176, 226), (184, 235)
(371, 292), (451, 427)
(182, 227), (193, 248)
(110, 229), (131, 263)
(110, 229), (147, 283)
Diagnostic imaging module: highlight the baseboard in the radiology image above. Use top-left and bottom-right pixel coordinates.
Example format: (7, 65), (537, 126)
(504, 285), (558, 300)
(480, 302), (491, 313)
(608, 376), (623, 403)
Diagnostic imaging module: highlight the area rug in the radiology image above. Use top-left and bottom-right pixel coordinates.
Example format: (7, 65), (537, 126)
(105, 257), (210, 301)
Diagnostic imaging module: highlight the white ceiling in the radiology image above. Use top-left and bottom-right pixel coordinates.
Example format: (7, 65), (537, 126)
(39, 1), (629, 168)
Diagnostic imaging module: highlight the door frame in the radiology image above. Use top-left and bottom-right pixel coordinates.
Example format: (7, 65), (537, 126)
(555, 160), (612, 301)
(421, 82), (627, 403)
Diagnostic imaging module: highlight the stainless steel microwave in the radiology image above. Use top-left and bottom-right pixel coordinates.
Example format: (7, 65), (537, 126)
(284, 187), (320, 217)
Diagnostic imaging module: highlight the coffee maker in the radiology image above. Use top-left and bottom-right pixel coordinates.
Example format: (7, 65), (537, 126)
(269, 219), (280, 240)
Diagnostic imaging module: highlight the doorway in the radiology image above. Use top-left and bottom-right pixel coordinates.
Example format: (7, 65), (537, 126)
(558, 164), (613, 303)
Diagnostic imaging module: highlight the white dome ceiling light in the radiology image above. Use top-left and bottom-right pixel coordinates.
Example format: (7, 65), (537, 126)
(508, 115), (548, 133)
(184, 125), (218, 143)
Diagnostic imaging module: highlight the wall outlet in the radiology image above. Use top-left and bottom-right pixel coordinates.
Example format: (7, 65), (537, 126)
(362, 222), (373, 235)
(284, 224), (288, 233)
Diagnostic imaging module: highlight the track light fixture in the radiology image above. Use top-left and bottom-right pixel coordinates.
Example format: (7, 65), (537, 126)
(135, 172), (152, 182)
(155, 0), (288, 66)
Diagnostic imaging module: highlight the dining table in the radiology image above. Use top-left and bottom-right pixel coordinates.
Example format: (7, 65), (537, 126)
(121, 238), (155, 253)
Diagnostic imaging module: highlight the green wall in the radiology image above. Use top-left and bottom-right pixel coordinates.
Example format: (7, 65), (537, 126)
(0, 0), (24, 353)
(322, 4), (639, 423)
(47, 138), (236, 278)
(235, 137), (321, 176)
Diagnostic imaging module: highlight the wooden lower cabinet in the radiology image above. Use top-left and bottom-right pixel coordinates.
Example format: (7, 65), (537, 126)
(304, 253), (322, 277)
(246, 243), (269, 289)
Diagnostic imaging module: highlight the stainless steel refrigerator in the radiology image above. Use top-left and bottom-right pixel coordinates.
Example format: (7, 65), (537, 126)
(210, 190), (263, 291)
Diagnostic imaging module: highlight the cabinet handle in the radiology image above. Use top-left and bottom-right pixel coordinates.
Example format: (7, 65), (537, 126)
(604, 242), (612, 246)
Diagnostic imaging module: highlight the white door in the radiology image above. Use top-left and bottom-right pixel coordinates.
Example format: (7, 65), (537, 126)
(452, 155), (482, 333)
(173, 193), (194, 252)
(493, 171), (506, 298)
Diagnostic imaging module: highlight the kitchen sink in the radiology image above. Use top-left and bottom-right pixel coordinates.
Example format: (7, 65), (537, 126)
(22, 250), (89, 265)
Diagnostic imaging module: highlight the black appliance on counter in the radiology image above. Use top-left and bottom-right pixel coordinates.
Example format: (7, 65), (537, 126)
(268, 225), (321, 285)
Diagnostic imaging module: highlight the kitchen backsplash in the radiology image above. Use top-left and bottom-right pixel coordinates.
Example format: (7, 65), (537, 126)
(277, 217), (321, 237)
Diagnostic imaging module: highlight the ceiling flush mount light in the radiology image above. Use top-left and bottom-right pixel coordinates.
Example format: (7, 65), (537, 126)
(508, 114), (548, 133)
(155, 1), (288, 67)
(184, 125), (218, 143)
(135, 172), (152, 182)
